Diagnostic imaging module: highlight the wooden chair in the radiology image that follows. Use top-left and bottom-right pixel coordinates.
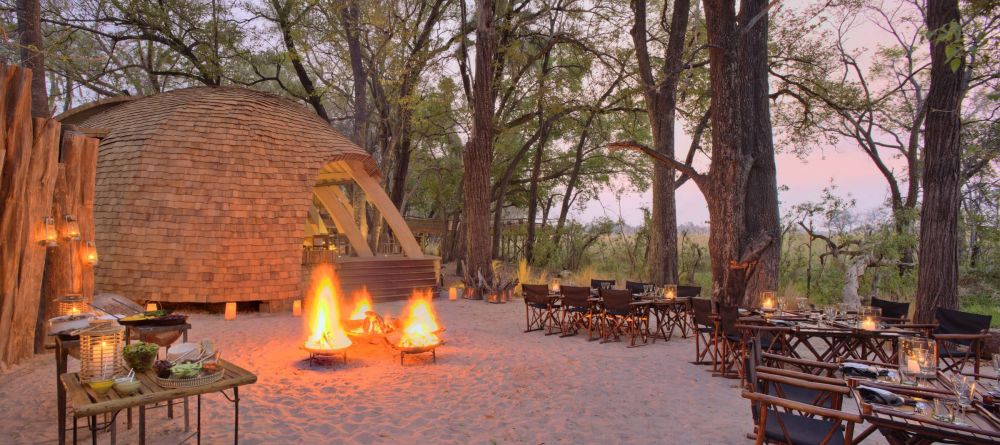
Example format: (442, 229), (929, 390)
(691, 298), (717, 365)
(870, 297), (910, 324)
(590, 278), (615, 291)
(599, 289), (645, 347)
(743, 351), (860, 445)
(934, 307), (991, 374)
(625, 280), (651, 296)
(716, 305), (746, 378)
(559, 285), (597, 340)
(522, 284), (559, 334)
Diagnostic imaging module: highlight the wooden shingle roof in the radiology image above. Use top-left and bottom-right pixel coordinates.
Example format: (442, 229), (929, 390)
(65, 86), (380, 303)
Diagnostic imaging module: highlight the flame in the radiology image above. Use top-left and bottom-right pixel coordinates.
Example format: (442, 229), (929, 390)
(304, 265), (352, 352)
(398, 290), (441, 348)
(349, 287), (373, 320)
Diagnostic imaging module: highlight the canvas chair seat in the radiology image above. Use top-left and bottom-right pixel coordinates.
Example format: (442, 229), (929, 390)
(763, 410), (846, 445)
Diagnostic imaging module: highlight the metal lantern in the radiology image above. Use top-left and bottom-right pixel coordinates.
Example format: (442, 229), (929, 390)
(56, 294), (89, 317)
(64, 215), (81, 241)
(43, 217), (58, 247)
(79, 323), (125, 382)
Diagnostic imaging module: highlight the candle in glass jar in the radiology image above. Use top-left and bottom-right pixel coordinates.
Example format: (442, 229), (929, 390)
(92, 341), (112, 376)
(906, 356), (921, 373)
(861, 317), (877, 330)
(665, 284), (677, 300)
(224, 302), (237, 320)
(761, 297), (775, 310)
(449, 287), (458, 301)
(292, 299), (302, 317)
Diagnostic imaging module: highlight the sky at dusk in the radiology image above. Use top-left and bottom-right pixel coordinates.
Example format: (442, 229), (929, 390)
(575, 1), (913, 227)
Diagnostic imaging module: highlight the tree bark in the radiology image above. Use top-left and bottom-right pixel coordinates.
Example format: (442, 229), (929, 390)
(464, 0), (496, 282)
(739, 0), (780, 305)
(914, 0), (964, 323)
(341, 0), (368, 151)
(630, 0), (689, 285)
(16, 0), (48, 117)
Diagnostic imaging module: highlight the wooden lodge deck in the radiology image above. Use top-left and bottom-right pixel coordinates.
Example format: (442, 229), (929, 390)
(302, 252), (440, 302)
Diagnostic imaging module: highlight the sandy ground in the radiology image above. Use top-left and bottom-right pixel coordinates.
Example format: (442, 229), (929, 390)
(0, 298), (883, 445)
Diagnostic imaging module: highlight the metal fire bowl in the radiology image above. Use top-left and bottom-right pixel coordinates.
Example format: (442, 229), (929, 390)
(392, 339), (445, 354)
(300, 344), (351, 356)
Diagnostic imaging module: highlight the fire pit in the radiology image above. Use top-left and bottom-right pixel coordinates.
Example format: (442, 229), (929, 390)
(302, 265), (353, 367)
(388, 291), (444, 365)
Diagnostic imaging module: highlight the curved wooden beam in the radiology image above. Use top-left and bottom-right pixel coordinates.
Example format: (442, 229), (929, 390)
(341, 160), (423, 258)
(314, 187), (373, 257)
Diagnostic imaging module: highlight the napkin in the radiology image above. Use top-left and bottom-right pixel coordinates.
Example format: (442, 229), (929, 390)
(858, 385), (905, 406)
(771, 319), (796, 327)
(839, 362), (889, 379)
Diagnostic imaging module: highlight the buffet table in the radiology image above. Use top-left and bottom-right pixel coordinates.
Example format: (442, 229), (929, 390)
(59, 358), (256, 445)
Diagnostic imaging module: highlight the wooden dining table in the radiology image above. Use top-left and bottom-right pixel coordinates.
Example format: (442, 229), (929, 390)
(847, 369), (1000, 444)
(739, 313), (922, 364)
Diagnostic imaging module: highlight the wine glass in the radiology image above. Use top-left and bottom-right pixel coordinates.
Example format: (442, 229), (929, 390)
(953, 375), (976, 418)
(823, 306), (837, 324)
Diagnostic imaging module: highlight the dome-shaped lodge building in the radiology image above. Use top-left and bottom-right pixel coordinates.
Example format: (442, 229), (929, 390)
(58, 87), (438, 307)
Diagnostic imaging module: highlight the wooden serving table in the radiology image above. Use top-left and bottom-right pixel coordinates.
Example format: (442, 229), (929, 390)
(848, 371), (1000, 444)
(59, 359), (256, 445)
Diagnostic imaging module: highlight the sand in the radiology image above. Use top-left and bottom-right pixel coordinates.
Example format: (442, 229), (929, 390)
(0, 298), (880, 444)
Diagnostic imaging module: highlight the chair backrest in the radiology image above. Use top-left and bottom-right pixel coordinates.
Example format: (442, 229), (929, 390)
(677, 285), (701, 298)
(600, 289), (633, 312)
(936, 307), (991, 340)
(625, 280), (651, 295)
(590, 279), (616, 290)
(691, 298), (715, 327)
(718, 305), (741, 337)
(744, 373), (854, 445)
(561, 285), (591, 307)
(870, 297), (909, 320)
(522, 284), (550, 305)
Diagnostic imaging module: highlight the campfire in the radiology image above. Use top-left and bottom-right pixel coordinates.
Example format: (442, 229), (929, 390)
(346, 287), (389, 337)
(302, 265), (352, 364)
(397, 290), (442, 349)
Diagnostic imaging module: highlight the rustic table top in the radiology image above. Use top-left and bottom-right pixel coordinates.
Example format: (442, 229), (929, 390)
(61, 359), (256, 418)
(850, 371), (1000, 444)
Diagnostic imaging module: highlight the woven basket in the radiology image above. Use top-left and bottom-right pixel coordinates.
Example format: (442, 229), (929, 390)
(154, 369), (225, 389)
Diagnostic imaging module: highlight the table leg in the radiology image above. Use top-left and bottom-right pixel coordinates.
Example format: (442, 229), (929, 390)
(197, 394), (202, 445)
(167, 398), (174, 419)
(58, 342), (68, 445)
(72, 417), (77, 445)
(110, 415), (116, 445)
(185, 396), (190, 431)
(138, 405), (145, 445)
(234, 386), (240, 445)
(90, 416), (97, 445)
(127, 408), (132, 430)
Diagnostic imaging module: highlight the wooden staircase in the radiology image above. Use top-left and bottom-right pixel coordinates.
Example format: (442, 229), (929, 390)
(329, 256), (440, 302)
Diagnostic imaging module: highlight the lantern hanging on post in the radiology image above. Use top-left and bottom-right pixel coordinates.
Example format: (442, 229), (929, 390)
(79, 323), (125, 383)
(43, 217), (58, 247)
(56, 294), (90, 317)
(64, 215), (81, 241)
(225, 302), (237, 320)
(83, 241), (98, 266)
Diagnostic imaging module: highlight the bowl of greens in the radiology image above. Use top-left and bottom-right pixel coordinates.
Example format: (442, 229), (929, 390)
(123, 342), (159, 372)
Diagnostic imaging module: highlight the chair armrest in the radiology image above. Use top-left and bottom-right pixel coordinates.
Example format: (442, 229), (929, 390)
(762, 352), (840, 370)
(934, 333), (991, 341)
(741, 390), (862, 423)
(756, 366), (846, 388)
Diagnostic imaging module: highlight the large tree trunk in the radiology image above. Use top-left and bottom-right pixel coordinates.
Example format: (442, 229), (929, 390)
(16, 0), (48, 117)
(914, 0), (964, 323)
(630, 0), (689, 285)
(464, 0), (496, 282)
(739, 0), (780, 305)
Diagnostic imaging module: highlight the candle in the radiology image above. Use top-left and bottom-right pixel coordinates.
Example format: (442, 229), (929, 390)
(69, 307), (80, 316)
(449, 287), (458, 301)
(84, 241), (98, 266)
(861, 317), (877, 330)
(906, 356), (920, 374)
(43, 217), (58, 247)
(225, 302), (237, 320)
(292, 299), (302, 317)
(665, 284), (677, 300)
(761, 297), (775, 310)
(145, 302), (158, 312)
(549, 280), (560, 293)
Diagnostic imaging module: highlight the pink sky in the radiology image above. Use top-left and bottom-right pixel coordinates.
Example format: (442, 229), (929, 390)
(579, 1), (913, 226)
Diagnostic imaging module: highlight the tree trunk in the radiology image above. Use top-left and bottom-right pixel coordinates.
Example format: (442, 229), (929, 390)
(524, 126), (548, 263)
(16, 0), (48, 117)
(341, 0), (368, 151)
(464, 0), (496, 282)
(739, 0), (781, 305)
(914, 0), (964, 323)
(630, 0), (689, 286)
